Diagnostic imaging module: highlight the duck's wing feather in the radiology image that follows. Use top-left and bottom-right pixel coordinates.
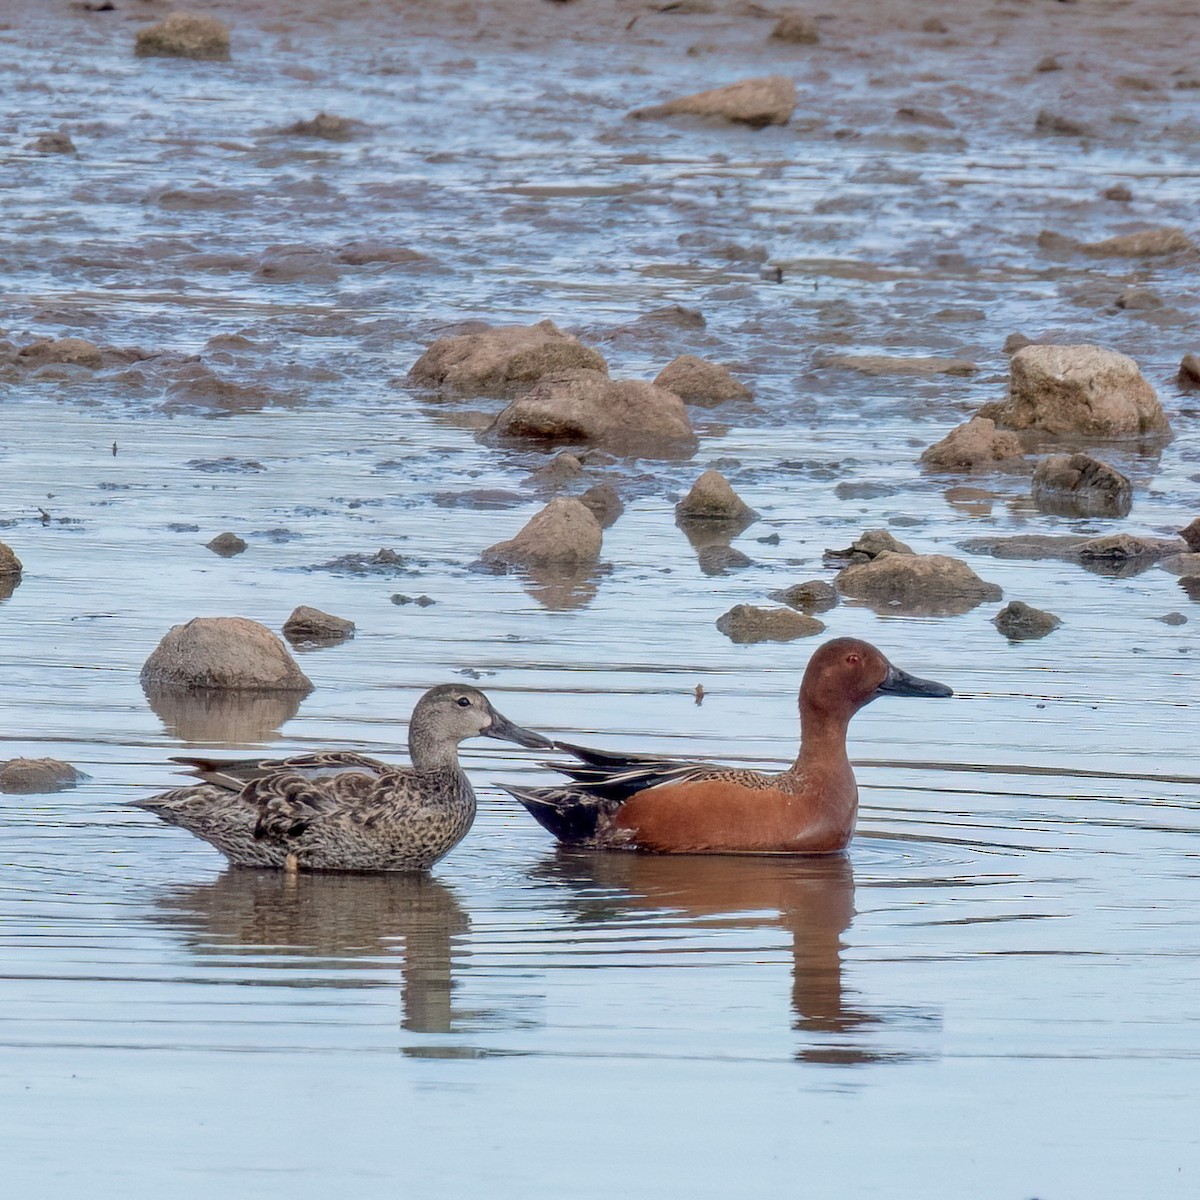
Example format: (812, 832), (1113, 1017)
(170, 751), (392, 792)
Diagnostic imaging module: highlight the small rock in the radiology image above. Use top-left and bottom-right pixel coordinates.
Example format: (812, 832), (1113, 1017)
(826, 529), (913, 564)
(206, 531), (247, 557)
(527, 452), (584, 488)
(981, 344), (1169, 438)
(770, 12), (819, 44)
(630, 75), (797, 128)
(282, 606), (355, 645)
(1077, 534), (1183, 562)
(767, 580), (838, 614)
(1159, 612), (1188, 625)
(1103, 183), (1133, 202)
(716, 605), (825, 644)
(1036, 55), (1062, 73)
(675, 469), (757, 524)
(280, 112), (362, 140)
(18, 337), (102, 368)
(1031, 454), (1132, 518)
(816, 352), (975, 377)
(577, 483), (624, 528)
(958, 534), (1089, 562)
(835, 551), (1002, 613)
(1035, 109), (1090, 137)
(1082, 228), (1195, 257)
(698, 546), (754, 576)
(919, 17), (948, 33)
(410, 320), (607, 398)
(653, 355), (751, 406)
(0, 757), (84, 794)
(29, 132), (76, 154)
(1116, 287), (1163, 311)
(638, 304), (707, 330)
(481, 498), (602, 568)
(1161, 553), (1200, 577)
(993, 601), (1061, 641)
(337, 241), (426, 267)
(920, 416), (1024, 470)
(391, 594), (436, 607)
(0, 541), (22, 578)
(140, 617), (312, 693)
(134, 12), (231, 60)
(316, 548), (409, 574)
(1180, 518), (1200, 551)
(1178, 354), (1200, 386)
(1004, 332), (1033, 354)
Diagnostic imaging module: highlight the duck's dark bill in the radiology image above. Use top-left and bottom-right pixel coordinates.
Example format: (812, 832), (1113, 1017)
(876, 664), (953, 699)
(485, 711), (556, 749)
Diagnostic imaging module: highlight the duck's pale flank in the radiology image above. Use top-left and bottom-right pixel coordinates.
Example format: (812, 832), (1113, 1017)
(135, 684), (552, 872)
(505, 638), (952, 855)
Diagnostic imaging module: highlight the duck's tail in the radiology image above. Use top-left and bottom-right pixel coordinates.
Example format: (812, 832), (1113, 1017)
(500, 784), (613, 845)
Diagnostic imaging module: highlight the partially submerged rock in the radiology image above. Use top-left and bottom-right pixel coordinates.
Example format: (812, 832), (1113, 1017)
(0, 541), (22, 578)
(653, 355), (751, 406)
(140, 617), (313, 693)
(826, 529), (913, 565)
(981, 344), (1169, 438)
(1077, 533), (1184, 563)
(698, 546), (754, 576)
(993, 601), (1061, 641)
(958, 534), (1090, 562)
(486, 370), (697, 459)
(1161, 553), (1200, 577)
(280, 112), (362, 140)
(835, 551), (1002, 614)
(920, 416), (1024, 470)
(716, 604), (824, 644)
(134, 12), (231, 60)
(767, 580), (838, 614)
(18, 337), (102, 368)
(816, 352), (976, 377)
(577, 483), (624, 529)
(1031, 454), (1132, 518)
(630, 76), (797, 128)
(282, 606), (355, 645)
(675, 469), (757, 524)
(410, 320), (606, 398)
(1081, 227), (1195, 257)
(480, 498), (602, 568)
(1179, 354), (1200, 387)
(1180, 517), (1200, 551)
(770, 12), (819, 44)
(0, 757), (85, 794)
(206, 531), (247, 557)
(29, 132), (76, 154)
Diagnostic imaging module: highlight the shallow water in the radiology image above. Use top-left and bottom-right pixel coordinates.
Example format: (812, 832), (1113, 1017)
(2, 2), (1199, 1196)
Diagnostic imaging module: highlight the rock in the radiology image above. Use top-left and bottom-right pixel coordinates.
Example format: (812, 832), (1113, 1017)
(920, 416), (1024, 470)
(527, 451), (584, 488)
(140, 617), (313, 693)
(959, 534), (1089, 561)
(816, 352), (975, 377)
(577, 483), (624, 528)
(1179, 354), (1200, 386)
(392, 594), (436, 607)
(920, 17), (949, 33)
(282, 606), (355, 645)
(630, 76), (797, 128)
(314, 548), (409, 575)
(653, 355), (751, 406)
(0, 757), (84, 794)
(675, 469), (757, 524)
(0, 541), (21, 578)
(993, 601), (1061, 641)
(29, 132), (76, 154)
(767, 580), (838, 614)
(18, 337), (102, 368)
(1036, 55), (1061, 73)
(981, 344), (1169, 438)
(1004, 332), (1033, 354)
(410, 320), (607, 397)
(835, 551), (1002, 613)
(638, 304), (707, 330)
(254, 245), (340, 283)
(1103, 184), (1134, 201)
(770, 12), (819, 44)
(1082, 228), (1195, 257)
(698, 546), (753, 576)
(1159, 612), (1188, 626)
(134, 12), (231, 60)
(1035, 109), (1090, 137)
(206, 531), (247, 556)
(280, 112), (362, 140)
(1077, 534), (1184, 562)
(337, 241), (426, 267)
(1116, 287), (1163, 311)
(1180, 518), (1200, 551)
(826, 529), (913, 564)
(480, 498), (602, 568)
(1031, 454), (1132, 518)
(1161, 553), (1200, 577)
(716, 605), (825, 644)
(486, 370), (697, 459)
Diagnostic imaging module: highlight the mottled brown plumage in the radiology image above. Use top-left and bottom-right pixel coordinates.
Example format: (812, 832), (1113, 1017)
(135, 685), (551, 871)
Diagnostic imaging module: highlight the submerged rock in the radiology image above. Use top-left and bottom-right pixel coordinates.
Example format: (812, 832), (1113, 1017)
(675, 469), (757, 524)
(18, 337), (102, 368)
(993, 601), (1061, 641)
(141, 617), (313, 693)
(134, 12), (231, 60)
(920, 416), (1024, 470)
(1031, 454), (1132, 518)
(630, 76), (797, 128)
(654, 355), (751, 406)
(410, 320), (606, 398)
(716, 605), (824, 644)
(282, 606), (355, 645)
(206, 531), (247, 556)
(835, 551), (1002, 613)
(0, 757), (85, 794)
(486, 370), (697, 459)
(480, 498), (602, 568)
(1081, 228), (1195, 257)
(768, 580), (838, 614)
(982, 344), (1169, 438)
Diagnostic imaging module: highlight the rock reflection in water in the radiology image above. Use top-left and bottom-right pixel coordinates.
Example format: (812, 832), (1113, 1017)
(150, 870), (467, 1033)
(143, 685), (306, 745)
(514, 562), (600, 611)
(537, 851), (936, 1065)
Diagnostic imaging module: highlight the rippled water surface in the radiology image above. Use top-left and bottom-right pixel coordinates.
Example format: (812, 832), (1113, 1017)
(3, 2), (1200, 1197)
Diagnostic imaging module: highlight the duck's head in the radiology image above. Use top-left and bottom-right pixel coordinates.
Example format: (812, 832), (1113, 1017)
(800, 637), (952, 717)
(409, 685), (554, 753)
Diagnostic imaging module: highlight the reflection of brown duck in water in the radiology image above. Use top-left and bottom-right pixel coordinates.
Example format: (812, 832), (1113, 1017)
(538, 851), (926, 1063)
(149, 870), (467, 1033)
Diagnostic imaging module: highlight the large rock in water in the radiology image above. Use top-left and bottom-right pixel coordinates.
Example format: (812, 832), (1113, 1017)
(141, 617), (313, 692)
(481, 498), (602, 568)
(485, 370), (698, 458)
(654, 356), (751, 406)
(920, 416), (1024, 470)
(835, 551), (1001, 614)
(630, 76), (797, 128)
(134, 13), (231, 60)
(1031, 454), (1132, 518)
(409, 321), (607, 397)
(981, 344), (1170, 438)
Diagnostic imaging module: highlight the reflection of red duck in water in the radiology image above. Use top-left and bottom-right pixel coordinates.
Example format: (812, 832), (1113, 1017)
(508, 639), (952, 854)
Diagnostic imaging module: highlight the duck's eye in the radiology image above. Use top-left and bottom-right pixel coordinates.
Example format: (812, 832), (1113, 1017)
(456, 697), (472, 707)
